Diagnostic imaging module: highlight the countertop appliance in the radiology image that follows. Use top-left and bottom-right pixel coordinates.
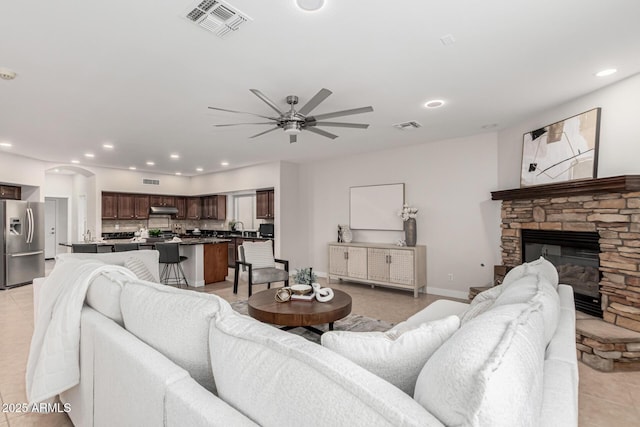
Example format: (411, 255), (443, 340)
(258, 223), (274, 238)
(1, 200), (45, 289)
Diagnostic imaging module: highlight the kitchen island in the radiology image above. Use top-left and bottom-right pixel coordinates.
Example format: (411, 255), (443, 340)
(59, 238), (230, 287)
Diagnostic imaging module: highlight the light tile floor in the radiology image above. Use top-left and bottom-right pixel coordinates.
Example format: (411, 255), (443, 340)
(1, 263), (639, 426)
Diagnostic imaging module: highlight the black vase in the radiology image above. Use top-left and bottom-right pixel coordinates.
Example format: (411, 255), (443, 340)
(404, 218), (417, 247)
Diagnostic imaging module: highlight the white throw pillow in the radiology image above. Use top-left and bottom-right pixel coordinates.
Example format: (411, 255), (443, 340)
(120, 283), (231, 394)
(210, 310), (442, 427)
(414, 303), (546, 427)
(241, 241), (275, 269)
(124, 256), (156, 282)
(321, 316), (459, 395)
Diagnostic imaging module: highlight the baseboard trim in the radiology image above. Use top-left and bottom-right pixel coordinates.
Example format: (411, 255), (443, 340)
(426, 287), (469, 300)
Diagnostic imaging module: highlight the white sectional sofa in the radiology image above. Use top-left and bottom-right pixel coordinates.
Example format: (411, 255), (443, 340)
(30, 253), (578, 426)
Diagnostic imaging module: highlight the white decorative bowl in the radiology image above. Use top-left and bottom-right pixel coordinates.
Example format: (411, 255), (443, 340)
(290, 284), (312, 295)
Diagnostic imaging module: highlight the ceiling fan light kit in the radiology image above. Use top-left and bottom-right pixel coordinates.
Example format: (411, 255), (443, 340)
(209, 88), (373, 143)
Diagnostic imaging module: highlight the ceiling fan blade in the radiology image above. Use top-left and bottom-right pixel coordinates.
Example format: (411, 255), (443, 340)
(309, 121), (369, 129)
(208, 106), (277, 121)
(289, 134), (297, 144)
(305, 126), (338, 140)
(214, 122), (274, 127)
(249, 89), (284, 115)
(310, 106), (374, 121)
(249, 127), (280, 139)
(298, 88), (332, 116)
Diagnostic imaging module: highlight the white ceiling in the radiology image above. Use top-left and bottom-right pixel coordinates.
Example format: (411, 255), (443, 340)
(1, 0), (639, 176)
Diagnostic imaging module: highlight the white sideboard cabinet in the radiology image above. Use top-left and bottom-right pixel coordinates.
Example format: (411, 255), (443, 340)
(328, 242), (426, 297)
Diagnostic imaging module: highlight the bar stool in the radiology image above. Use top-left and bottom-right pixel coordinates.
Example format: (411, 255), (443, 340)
(72, 243), (99, 253)
(114, 243), (140, 252)
(155, 242), (188, 287)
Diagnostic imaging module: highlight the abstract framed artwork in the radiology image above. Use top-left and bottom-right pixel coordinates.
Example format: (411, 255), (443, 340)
(520, 108), (601, 187)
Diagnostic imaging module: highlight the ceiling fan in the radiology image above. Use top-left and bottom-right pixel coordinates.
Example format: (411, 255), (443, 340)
(208, 88), (373, 143)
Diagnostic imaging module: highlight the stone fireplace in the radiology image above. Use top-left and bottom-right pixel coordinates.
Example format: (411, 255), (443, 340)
(493, 176), (640, 371)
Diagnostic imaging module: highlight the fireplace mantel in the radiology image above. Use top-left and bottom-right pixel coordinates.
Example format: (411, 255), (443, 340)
(491, 175), (640, 201)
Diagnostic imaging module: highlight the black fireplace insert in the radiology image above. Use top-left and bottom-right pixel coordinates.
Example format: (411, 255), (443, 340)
(521, 229), (602, 317)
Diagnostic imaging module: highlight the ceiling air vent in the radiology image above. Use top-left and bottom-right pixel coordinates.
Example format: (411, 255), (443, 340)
(393, 121), (423, 130)
(184, 0), (252, 39)
(143, 179), (160, 185)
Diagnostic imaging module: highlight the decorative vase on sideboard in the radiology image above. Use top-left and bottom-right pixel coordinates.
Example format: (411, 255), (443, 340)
(404, 218), (417, 247)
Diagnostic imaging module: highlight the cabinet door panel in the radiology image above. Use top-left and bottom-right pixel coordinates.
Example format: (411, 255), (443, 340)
(389, 249), (415, 285)
(328, 246), (348, 276)
(102, 193), (118, 219)
(186, 197), (201, 219)
(216, 195), (227, 220)
(117, 194), (135, 219)
(134, 195), (150, 219)
(174, 197), (186, 219)
(347, 247), (368, 279)
(256, 190), (270, 219)
(367, 248), (390, 282)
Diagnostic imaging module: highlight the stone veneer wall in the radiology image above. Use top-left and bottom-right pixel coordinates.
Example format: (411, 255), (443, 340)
(500, 191), (640, 332)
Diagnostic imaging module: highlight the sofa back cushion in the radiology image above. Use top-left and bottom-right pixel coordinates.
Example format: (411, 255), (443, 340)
(502, 256), (558, 289)
(120, 283), (231, 394)
(57, 250), (160, 282)
(321, 315), (459, 395)
(494, 273), (560, 344)
(210, 310), (444, 427)
(85, 270), (135, 325)
(414, 303), (546, 427)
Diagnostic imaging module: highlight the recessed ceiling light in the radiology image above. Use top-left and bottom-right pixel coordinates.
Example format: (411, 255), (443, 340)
(595, 68), (617, 77)
(84, 153), (95, 158)
(170, 154), (180, 159)
(482, 123), (499, 129)
(146, 161), (155, 166)
(221, 161), (229, 166)
(296, 0), (325, 12)
(102, 143), (114, 149)
(196, 167), (203, 172)
(71, 160), (80, 164)
(175, 172), (182, 176)
(54, 169), (60, 173)
(424, 99), (445, 108)
(129, 166), (136, 170)
(0, 142), (12, 148)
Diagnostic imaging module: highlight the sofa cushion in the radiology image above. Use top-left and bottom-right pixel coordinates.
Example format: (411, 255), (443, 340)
(459, 285), (504, 325)
(494, 274), (560, 344)
(502, 257), (558, 289)
(124, 256), (156, 282)
(120, 283), (231, 394)
(321, 315), (459, 395)
(57, 250), (160, 282)
(210, 310), (444, 427)
(85, 270), (133, 325)
(414, 303), (546, 427)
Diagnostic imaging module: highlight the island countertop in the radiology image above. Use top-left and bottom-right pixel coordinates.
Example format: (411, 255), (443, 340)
(60, 238), (231, 247)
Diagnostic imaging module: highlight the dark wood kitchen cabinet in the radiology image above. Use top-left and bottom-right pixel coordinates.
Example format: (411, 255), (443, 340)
(174, 197), (186, 219)
(102, 192), (118, 219)
(0, 185), (21, 200)
(149, 195), (176, 207)
(186, 197), (201, 219)
(117, 194), (135, 219)
(204, 242), (229, 283)
(201, 195), (227, 220)
(256, 189), (274, 219)
(134, 195), (150, 219)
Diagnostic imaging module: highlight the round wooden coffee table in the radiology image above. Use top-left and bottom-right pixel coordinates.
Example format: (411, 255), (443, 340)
(248, 288), (352, 334)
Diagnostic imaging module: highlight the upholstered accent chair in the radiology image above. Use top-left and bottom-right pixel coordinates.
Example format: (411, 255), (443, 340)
(233, 240), (289, 297)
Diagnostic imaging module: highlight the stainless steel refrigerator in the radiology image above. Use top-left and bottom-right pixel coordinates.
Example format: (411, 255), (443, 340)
(0, 200), (45, 289)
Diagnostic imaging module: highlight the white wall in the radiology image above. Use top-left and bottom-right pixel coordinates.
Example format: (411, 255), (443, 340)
(300, 133), (501, 299)
(498, 72), (640, 188)
(0, 152), (46, 199)
(279, 162), (305, 269)
(190, 162), (280, 194)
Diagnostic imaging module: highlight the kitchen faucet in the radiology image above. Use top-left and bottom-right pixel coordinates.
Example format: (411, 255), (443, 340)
(235, 221), (246, 237)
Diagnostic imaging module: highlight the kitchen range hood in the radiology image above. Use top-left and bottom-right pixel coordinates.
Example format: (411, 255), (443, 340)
(149, 206), (179, 215)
